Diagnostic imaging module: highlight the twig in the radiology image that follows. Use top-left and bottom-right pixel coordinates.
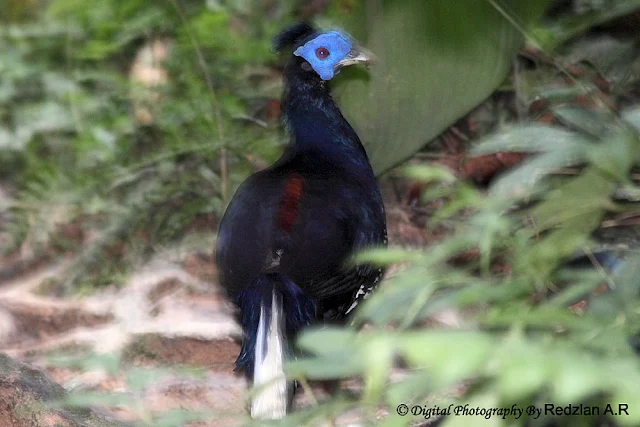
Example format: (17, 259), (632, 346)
(297, 376), (319, 406)
(231, 114), (268, 128)
(583, 247), (617, 290)
(513, 57), (525, 122)
(449, 126), (469, 143)
(601, 216), (640, 229)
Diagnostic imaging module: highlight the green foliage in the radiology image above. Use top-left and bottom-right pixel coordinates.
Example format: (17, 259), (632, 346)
(330, 0), (551, 174)
(535, 0), (640, 49)
(0, 0), (290, 290)
(282, 116), (640, 425)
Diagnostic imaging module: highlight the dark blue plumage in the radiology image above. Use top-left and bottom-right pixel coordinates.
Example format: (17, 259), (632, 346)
(235, 273), (316, 377)
(215, 23), (386, 418)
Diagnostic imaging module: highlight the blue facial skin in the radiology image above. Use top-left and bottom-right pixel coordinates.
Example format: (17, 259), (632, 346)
(293, 31), (352, 81)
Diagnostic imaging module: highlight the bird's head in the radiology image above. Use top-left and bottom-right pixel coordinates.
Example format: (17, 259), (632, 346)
(274, 22), (373, 81)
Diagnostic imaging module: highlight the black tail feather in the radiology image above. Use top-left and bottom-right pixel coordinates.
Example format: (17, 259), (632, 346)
(235, 272), (316, 378)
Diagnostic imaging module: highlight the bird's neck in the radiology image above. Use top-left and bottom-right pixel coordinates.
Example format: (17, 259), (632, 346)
(280, 62), (370, 165)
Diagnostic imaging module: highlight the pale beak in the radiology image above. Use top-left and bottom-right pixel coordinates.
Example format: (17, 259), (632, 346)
(335, 46), (376, 70)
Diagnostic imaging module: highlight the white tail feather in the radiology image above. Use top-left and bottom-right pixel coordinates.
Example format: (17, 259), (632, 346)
(251, 289), (289, 419)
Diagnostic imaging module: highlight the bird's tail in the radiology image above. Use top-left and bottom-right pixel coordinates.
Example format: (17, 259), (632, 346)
(236, 272), (315, 419)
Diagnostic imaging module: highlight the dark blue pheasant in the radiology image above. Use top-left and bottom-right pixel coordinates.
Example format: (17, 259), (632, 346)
(215, 23), (387, 418)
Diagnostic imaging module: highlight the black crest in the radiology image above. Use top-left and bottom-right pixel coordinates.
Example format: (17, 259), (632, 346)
(273, 22), (317, 53)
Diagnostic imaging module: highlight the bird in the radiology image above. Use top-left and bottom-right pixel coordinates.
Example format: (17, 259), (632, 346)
(215, 22), (387, 419)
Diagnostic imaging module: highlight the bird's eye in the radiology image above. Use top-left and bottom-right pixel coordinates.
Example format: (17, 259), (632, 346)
(315, 47), (330, 60)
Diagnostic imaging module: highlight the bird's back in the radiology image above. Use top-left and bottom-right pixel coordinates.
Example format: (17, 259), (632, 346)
(216, 149), (385, 313)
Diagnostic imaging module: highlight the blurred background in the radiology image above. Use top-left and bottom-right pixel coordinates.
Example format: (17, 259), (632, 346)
(1, 0), (640, 426)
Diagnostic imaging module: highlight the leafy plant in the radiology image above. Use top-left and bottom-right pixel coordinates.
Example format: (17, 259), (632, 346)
(48, 352), (215, 426)
(279, 113), (640, 426)
(330, 0), (552, 174)
(0, 0), (290, 290)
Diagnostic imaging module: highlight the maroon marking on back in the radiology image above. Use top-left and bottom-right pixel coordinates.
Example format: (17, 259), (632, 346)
(277, 175), (305, 232)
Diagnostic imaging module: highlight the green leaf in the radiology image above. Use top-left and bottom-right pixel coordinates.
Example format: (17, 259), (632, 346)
(286, 353), (362, 379)
(551, 354), (606, 403)
(354, 267), (437, 325)
(352, 247), (424, 265)
(401, 331), (494, 386)
(482, 304), (602, 331)
(15, 101), (75, 138)
(587, 132), (640, 181)
(552, 105), (618, 139)
(296, 327), (358, 355)
(612, 390), (640, 425)
(332, 0), (551, 174)
(495, 345), (549, 399)
(386, 372), (436, 408)
(545, 272), (603, 308)
(0, 127), (24, 151)
(472, 125), (589, 155)
(403, 164), (457, 184)
(488, 148), (587, 199)
(528, 167), (614, 232)
(559, 33), (640, 88)
(362, 335), (395, 403)
(623, 106), (640, 132)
